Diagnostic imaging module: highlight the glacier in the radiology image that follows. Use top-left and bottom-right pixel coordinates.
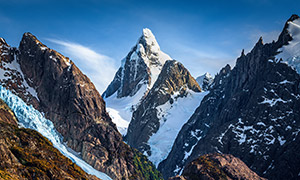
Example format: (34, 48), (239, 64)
(105, 84), (148, 135)
(0, 85), (112, 180)
(148, 90), (209, 166)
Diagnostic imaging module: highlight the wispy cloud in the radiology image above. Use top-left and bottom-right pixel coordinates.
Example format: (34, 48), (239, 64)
(46, 39), (117, 93)
(170, 42), (236, 77)
(248, 29), (280, 44)
(239, 28), (281, 54)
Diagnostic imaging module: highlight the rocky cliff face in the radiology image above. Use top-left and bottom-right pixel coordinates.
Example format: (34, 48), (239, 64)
(169, 154), (265, 180)
(159, 14), (300, 180)
(0, 99), (99, 180)
(126, 60), (203, 166)
(0, 33), (162, 180)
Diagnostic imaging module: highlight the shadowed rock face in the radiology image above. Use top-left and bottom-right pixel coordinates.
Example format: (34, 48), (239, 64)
(0, 99), (100, 180)
(103, 44), (149, 99)
(18, 33), (110, 147)
(0, 33), (162, 180)
(159, 15), (300, 180)
(126, 60), (201, 155)
(169, 154), (266, 180)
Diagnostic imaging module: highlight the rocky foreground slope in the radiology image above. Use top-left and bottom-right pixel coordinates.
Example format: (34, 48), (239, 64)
(169, 154), (265, 180)
(159, 15), (300, 180)
(0, 33), (162, 180)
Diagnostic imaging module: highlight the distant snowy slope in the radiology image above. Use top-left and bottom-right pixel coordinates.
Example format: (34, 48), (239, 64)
(105, 85), (147, 135)
(148, 90), (209, 166)
(196, 72), (213, 91)
(276, 18), (300, 73)
(0, 85), (112, 180)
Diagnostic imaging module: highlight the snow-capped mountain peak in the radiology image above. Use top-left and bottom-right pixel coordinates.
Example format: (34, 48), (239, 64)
(134, 28), (172, 88)
(104, 28), (172, 98)
(103, 28), (172, 135)
(141, 28), (161, 52)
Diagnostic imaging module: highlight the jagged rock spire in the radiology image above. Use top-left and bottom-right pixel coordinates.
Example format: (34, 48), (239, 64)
(103, 28), (172, 99)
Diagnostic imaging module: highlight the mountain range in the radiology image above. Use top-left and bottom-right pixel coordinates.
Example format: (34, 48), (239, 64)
(0, 14), (299, 180)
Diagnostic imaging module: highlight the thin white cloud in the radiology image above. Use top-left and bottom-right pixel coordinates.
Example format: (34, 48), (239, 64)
(249, 29), (281, 44)
(240, 29), (281, 54)
(46, 38), (117, 94)
(170, 42), (236, 77)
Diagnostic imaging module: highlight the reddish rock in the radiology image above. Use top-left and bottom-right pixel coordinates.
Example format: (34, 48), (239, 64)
(169, 154), (266, 180)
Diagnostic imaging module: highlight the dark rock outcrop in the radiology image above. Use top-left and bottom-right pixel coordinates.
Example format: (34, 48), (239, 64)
(169, 154), (266, 180)
(0, 99), (99, 180)
(126, 60), (201, 155)
(159, 15), (300, 180)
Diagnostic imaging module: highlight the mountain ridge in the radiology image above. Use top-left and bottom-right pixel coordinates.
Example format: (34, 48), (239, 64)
(158, 14), (300, 180)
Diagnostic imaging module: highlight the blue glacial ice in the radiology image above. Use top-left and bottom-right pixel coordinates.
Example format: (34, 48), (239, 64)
(0, 85), (112, 180)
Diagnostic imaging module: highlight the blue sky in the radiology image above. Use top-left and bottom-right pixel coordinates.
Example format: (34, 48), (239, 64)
(0, 0), (299, 92)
